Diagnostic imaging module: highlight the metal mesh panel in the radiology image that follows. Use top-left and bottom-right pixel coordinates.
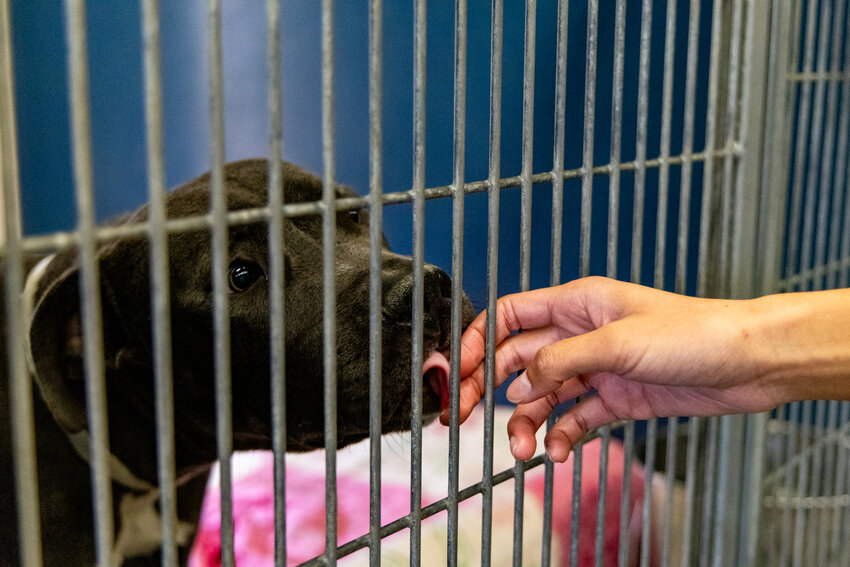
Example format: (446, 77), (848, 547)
(1, 0), (849, 566)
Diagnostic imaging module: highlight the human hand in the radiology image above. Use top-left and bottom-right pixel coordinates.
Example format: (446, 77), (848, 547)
(450, 277), (792, 462)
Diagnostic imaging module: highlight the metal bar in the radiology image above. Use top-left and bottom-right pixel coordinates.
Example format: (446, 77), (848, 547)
(697, 0), (724, 299)
(817, 400), (841, 567)
(828, 4), (850, 291)
(367, 0), (383, 564)
(661, 418), (678, 567)
(631, 0), (652, 287)
(9, 146), (743, 257)
(799, 0), (834, 292)
(64, 1), (115, 564)
(792, 401), (814, 567)
(655, 0), (677, 291)
(266, 0), (287, 564)
(298, 423), (624, 565)
(0, 0), (43, 563)
(573, 3), (598, 566)
(784, 0), (820, 288)
(207, 1), (234, 565)
(617, 421), (635, 567)
(806, 400), (828, 567)
(544, 1), (568, 562)
(640, 418), (656, 567)
(680, 417), (700, 567)
(141, 1), (178, 564)
(779, 402), (801, 567)
(409, 0), (427, 562)
(676, 0), (700, 295)
(483, 0), (504, 563)
(446, 0), (467, 564)
(830, 403), (850, 561)
(758, 0), (794, 297)
(320, 0), (338, 563)
(698, 417), (719, 567)
(514, 0), (536, 563)
(812, 0), (844, 293)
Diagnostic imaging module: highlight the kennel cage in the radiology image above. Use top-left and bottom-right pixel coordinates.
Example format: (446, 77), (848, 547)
(1, 0), (849, 566)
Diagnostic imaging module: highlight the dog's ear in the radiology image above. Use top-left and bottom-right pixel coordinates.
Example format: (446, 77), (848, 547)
(28, 241), (152, 433)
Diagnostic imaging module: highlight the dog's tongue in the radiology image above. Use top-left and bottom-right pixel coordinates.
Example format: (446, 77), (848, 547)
(423, 350), (451, 411)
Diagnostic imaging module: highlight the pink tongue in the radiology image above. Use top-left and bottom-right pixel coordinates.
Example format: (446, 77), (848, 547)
(423, 350), (451, 410)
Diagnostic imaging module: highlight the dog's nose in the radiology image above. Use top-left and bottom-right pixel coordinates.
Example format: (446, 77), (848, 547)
(382, 262), (452, 332)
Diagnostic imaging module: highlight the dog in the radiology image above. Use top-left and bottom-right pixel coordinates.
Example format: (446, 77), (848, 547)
(0, 159), (474, 566)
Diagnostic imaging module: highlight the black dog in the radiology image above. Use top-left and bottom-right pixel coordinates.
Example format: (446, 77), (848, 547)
(0, 159), (474, 565)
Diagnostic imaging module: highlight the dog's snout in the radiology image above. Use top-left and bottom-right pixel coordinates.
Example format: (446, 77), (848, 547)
(382, 261), (452, 327)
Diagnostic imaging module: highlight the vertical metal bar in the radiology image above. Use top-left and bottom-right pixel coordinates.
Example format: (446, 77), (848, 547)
(661, 418), (678, 567)
(544, 2), (568, 564)
(0, 0), (43, 563)
(207, 1), (234, 564)
(839, 2), (850, 291)
(791, 401), (814, 567)
(830, 402), (850, 561)
(698, 417), (719, 567)
(514, 1), (535, 564)
(320, 0), (338, 563)
(827, 2), (850, 291)
(141, 1), (178, 564)
(599, 3), (624, 567)
(758, 0), (793, 297)
(779, 402), (801, 567)
(799, 0), (833, 291)
(410, 0), (427, 562)
(573, 4), (598, 566)
(680, 417), (700, 567)
(64, 1), (115, 564)
(816, 400), (840, 567)
(483, 1), (504, 564)
(697, 0), (724, 299)
(367, 0), (383, 565)
(655, 0), (677, 291)
(676, 0), (700, 295)
(579, 0), (597, 280)
(621, 2), (652, 565)
(447, 0), (467, 564)
(631, 0), (652, 288)
(785, 0), (820, 289)
(640, 418), (656, 567)
(266, 0), (287, 564)
(806, 400), (828, 567)
(812, 0), (843, 291)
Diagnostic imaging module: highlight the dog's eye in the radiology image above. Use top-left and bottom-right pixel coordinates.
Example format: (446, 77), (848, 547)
(348, 209), (361, 223)
(228, 260), (265, 293)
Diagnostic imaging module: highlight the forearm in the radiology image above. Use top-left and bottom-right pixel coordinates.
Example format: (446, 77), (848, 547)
(752, 289), (850, 403)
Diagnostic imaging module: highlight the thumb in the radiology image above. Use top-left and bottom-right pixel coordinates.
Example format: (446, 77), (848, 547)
(505, 325), (623, 404)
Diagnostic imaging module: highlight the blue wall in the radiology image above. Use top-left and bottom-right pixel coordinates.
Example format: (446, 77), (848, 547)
(12, 0), (713, 312)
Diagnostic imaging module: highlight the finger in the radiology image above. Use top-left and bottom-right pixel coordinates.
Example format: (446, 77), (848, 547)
(514, 325), (624, 404)
(459, 285), (574, 378)
(544, 396), (617, 462)
(506, 378), (592, 460)
(453, 327), (565, 425)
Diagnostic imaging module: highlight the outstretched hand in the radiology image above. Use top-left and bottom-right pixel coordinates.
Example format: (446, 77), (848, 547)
(447, 277), (820, 462)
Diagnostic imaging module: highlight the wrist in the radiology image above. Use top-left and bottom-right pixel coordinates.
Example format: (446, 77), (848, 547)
(751, 290), (850, 403)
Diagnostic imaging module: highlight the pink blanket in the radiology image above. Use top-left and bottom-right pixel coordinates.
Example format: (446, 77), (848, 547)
(190, 406), (646, 566)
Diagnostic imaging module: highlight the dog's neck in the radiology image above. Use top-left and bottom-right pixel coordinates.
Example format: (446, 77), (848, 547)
(23, 254), (156, 493)
(22, 254), (201, 564)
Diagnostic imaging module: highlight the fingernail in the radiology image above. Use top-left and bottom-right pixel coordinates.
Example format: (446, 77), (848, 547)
(506, 372), (531, 403)
(510, 436), (518, 455)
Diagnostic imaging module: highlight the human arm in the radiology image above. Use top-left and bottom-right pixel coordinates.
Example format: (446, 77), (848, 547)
(449, 276), (850, 462)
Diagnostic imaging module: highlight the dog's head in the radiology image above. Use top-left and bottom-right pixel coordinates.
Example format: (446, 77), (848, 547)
(27, 159), (474, 474)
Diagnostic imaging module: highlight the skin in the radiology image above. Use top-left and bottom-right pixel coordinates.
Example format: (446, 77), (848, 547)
(450, 276), (850, 463)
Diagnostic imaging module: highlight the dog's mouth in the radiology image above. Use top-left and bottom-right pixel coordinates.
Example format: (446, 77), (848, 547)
(423, 349), (451, 412)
